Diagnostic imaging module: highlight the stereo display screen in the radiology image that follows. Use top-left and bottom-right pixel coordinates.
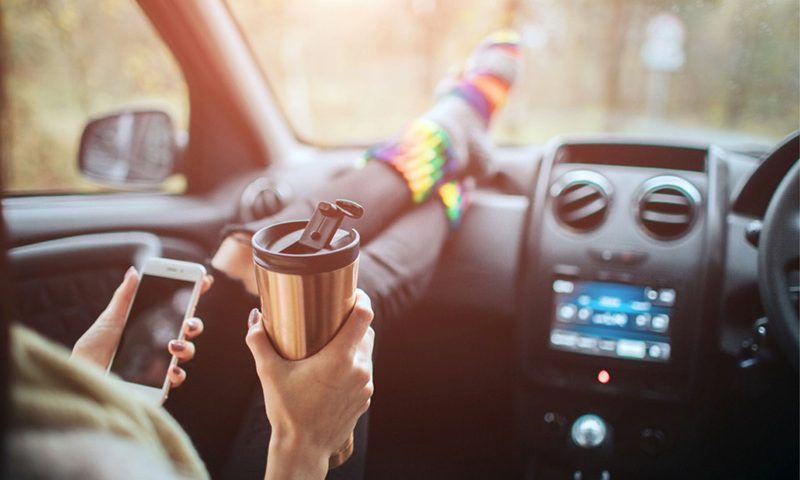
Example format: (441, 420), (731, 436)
(548, 280), (675, 363)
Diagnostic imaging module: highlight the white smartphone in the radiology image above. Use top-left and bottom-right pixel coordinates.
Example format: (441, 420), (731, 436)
(108, 257), (206, 403)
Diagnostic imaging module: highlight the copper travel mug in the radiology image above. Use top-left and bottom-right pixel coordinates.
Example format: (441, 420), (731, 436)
(251, 199), (364, 469)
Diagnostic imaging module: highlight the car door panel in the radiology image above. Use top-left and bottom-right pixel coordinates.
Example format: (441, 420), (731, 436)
(4, 194), (230, 250)
(8, 232), (162, 346)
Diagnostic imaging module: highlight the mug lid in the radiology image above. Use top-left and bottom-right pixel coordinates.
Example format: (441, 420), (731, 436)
(252, 220), (360, 274)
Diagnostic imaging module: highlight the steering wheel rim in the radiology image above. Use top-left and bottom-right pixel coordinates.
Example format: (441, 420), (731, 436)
(758, 159), (800, 371)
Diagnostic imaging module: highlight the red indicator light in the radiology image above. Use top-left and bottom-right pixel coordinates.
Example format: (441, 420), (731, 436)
(597, 369), (611, 384)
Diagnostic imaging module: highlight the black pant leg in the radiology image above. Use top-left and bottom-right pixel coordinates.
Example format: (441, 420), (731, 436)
(163, 269), (260, 478)
(245, 162), (412, 244)
(358, 199), (450, 335)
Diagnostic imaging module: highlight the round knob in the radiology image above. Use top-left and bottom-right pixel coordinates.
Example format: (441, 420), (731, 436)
(570, 414), (608, 448)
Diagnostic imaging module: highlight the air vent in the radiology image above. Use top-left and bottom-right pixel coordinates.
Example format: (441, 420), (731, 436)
(637, 176), (701, 240)
(551, 171), (612, 233)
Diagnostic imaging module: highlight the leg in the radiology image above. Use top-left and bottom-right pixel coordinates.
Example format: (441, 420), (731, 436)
(358, 199), (449, 333)
(213, 31), (521, 294)
(253, 161), (412, 245)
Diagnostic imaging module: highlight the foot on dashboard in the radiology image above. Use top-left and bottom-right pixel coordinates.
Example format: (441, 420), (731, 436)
(367, 30), (521, 208)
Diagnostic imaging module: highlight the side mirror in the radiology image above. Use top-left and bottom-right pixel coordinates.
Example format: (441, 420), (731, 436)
(78, 110), (179, 187)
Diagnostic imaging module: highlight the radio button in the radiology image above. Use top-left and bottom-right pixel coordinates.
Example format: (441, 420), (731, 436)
(576, 336), (598, 351)
(616, 339), (647, 359)
(598, 339), (617, 352)
(551, 330), (579, 348)
(657, 288), (676, 306)
(577, 307), (593, 322)
(589, 248), (647, 265)
(651, 314), (670, 332)
(558, 303), (578, 322)
(570, 414), (608, 448)
(645, 287), (659, 301)
(648, 344), (663, 359)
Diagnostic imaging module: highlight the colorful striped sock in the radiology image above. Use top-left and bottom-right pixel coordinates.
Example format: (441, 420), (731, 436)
(366, 118), (457, 204)
(448, 30), (521, 125)
(438, 179), (470, 228)
(367, 30), (521, 228)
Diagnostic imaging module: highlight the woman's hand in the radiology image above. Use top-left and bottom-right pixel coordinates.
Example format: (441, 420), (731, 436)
(71, 266), (213, 388)
(246, 289), (375, 480)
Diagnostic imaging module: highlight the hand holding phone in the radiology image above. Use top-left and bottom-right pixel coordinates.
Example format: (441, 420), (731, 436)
(104, 258), (207, 403)
(72, 260), (210, 399)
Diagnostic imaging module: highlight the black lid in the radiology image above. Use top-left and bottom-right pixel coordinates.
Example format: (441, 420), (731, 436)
(252, 220), (360, 274)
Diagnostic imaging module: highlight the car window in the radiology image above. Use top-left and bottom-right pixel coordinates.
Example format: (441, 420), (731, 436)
(228, 0), (798, 148)
(3, 0), (188, 194)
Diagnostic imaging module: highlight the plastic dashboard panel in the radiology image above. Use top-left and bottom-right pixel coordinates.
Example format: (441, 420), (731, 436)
(521, 139), (728, 399)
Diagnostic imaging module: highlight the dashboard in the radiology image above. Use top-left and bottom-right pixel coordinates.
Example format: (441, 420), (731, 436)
(422, 133), (796, 478)
(520, 140), (721, 403)
(512, 139), (728, 478)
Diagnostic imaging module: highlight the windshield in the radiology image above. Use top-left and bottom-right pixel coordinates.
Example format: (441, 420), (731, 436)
(228, 0), (799, 148)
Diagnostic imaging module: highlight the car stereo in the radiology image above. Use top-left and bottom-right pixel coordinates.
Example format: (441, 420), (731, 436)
(548, 279), (675, 363)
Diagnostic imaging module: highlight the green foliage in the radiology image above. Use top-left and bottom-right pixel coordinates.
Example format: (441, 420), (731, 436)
(3, 0), (798, 193)
(3, 0), (187, 193)
(231, 0), (799, 146)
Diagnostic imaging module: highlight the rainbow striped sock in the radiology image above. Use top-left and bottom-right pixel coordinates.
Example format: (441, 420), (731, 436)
(368, 30), (520, 227)
(448, 31), (521, 124)
(366, 118), (457, 204)
(438, 180), (470, 228)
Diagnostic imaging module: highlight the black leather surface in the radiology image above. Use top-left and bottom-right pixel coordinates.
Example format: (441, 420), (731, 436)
(758, 161), (800, 370)
(13, 267), (127, 347)
(8, 232), (162, 347)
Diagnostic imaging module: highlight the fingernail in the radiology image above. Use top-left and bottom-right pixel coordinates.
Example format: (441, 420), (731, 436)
(186, 318), (200, 331)
(124, 266), (136, 279)
(172, 365), (182, 375)
(248, 308), (259, 328)
(207, 274), (215, 285)
(169, 340), (186, 352)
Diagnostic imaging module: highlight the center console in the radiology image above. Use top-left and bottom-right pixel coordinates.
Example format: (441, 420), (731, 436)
(515, 138), (726, 479)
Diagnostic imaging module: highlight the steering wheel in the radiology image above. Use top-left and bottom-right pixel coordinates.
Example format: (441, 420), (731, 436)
(758, 158), (800, 371)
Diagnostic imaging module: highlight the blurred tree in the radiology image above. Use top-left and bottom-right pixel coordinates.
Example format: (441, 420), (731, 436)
(2, 0), (187, 193)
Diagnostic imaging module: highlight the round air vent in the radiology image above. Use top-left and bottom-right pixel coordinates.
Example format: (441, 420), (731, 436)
(550, 170), (612, 233)
(637, 176), (701, 240)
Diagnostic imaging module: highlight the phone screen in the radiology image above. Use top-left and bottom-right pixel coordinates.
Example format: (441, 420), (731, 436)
(110, 274), (195, 388)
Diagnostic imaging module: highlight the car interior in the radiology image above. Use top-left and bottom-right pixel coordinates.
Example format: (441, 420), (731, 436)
(2, 1), (798, 479)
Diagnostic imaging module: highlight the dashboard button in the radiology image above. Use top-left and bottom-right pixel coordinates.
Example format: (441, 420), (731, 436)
(571, 414), (608, 448)
(589, 248), (647, 265)
(648, 344), (663, 359)
(651, 314), (670, 332)
(589, 248), (615, 262)
(656, 288), (676, 306)
(598, 339), (617, 352)
(558, 303), (578, 322)
(616, 339), (647, 359)
(634, 313), (651, 329)
(617, 250), (647, 264)
(542, 411), (568, 439)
